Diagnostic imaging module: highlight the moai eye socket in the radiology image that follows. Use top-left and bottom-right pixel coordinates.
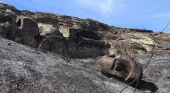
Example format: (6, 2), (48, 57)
(113, 59), (124, 71)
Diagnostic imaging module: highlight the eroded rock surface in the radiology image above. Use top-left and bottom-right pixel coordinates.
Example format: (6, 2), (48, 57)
(0, 2), (111, 58)
(134, 54), (170, 93)
(0, 2), (170, 93)
(0, 37), (143, 93)
(1, 2), (170, 59)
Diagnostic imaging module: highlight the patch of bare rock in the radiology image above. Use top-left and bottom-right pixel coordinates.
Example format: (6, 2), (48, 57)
(0, 2), (170, 93)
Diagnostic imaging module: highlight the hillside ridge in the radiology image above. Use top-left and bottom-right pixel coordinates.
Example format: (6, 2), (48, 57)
(0, 2), (170, 93)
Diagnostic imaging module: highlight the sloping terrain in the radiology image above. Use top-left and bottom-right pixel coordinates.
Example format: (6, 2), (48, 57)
(0, 2), (170, 59)
(0, 37), (143, 93)
(0, 2), (170, 93)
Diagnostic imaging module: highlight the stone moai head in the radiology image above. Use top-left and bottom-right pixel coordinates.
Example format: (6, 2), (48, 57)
(101, 55), (143, 84)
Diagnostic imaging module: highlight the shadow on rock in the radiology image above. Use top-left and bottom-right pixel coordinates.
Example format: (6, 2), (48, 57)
(102, 72), (158, 92)
(139, 80), (158, 92)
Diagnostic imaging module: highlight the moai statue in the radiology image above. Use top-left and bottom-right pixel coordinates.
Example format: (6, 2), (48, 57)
(101, 55), (143, 85)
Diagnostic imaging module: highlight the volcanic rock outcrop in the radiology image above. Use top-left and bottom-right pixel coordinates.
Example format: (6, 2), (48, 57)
(1, 2), (170, 59)
(0, 37), (142, 93)
(0, 2), (170, 93)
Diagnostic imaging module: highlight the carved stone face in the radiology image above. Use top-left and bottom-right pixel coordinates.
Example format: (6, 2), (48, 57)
(101, 55), (143, 83)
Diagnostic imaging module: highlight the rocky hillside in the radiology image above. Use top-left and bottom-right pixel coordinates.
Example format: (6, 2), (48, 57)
(1, 2), (170, 59)
(0, 2), (170, 93)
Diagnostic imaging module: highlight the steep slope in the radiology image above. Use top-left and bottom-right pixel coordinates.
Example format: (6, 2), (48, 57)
(0, 2), (170, 59)
(0, 2), (170, 93)
(0, 36), (143, 93)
